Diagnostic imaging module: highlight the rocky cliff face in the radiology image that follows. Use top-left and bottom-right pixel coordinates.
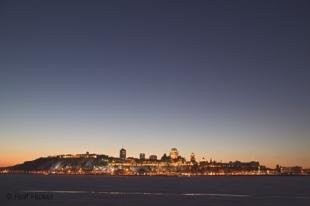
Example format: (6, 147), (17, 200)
(10, 156), (108, 171)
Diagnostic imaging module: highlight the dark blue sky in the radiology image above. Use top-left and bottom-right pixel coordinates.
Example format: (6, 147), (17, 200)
(0, 0), (309, 167)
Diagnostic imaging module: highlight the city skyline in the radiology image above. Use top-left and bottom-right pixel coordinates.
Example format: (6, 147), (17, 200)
(1, 0), (310, 169)
(1, 146), (309, 169)
(2, 147), (307, 176)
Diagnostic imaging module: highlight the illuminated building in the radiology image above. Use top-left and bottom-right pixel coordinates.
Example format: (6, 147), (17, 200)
(140, 153), (145, 160)
(149, 155), (157, 161)
(190, 153), (196, 162)
(120, 148), (126, 159)
(170, 148), (179, 160)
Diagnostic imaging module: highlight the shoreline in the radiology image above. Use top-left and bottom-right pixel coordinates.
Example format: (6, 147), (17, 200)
(1, 173), (309, 177)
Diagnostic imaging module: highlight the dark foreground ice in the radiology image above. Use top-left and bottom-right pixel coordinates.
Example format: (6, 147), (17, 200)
(0, 175), (309, 206)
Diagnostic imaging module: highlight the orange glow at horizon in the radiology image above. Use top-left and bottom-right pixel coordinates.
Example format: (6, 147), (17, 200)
(1, 150), (309, 169)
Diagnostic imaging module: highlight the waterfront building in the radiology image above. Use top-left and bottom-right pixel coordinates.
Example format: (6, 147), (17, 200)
(170, 148), (179, 160)
(190, 153), (196, 162)
(120, 148), (126, 159)
(140, 153), (145, 160)
(149, 155), (157, 161)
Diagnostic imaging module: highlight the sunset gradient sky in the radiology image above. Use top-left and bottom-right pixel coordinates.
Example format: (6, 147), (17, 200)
(0, 0), (310, 168)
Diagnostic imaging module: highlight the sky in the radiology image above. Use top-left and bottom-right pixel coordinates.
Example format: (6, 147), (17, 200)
(0, 0), (309, 168)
